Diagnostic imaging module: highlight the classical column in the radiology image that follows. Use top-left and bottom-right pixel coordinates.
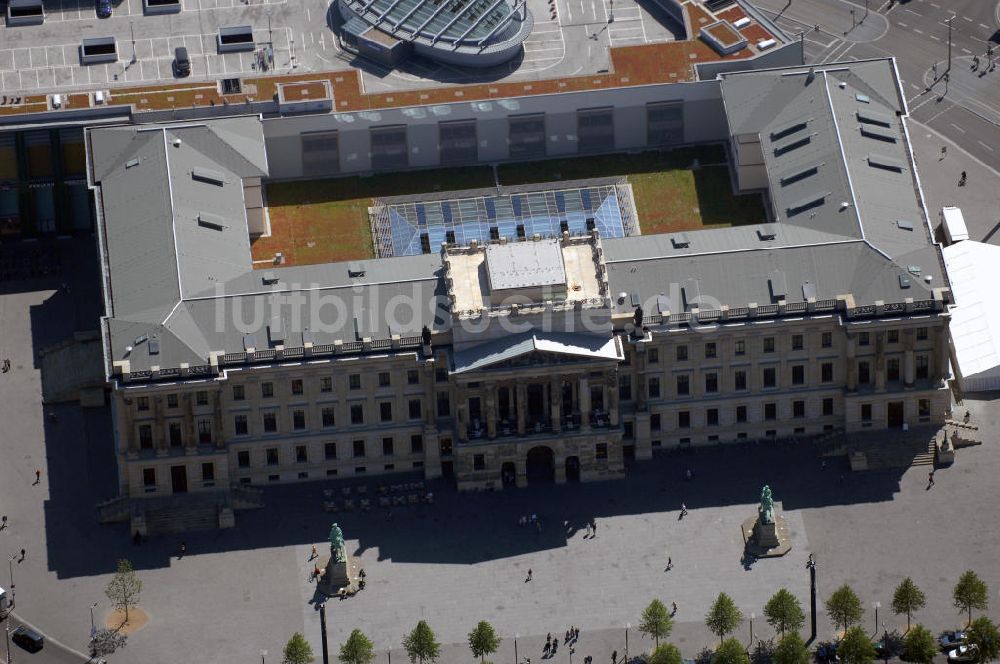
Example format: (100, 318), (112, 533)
(182, 392), (195, 447)
(212, 390), (225, 449)
(457, 400), (469, 442)
(904, 330), (915, 388)
(635, 347), (647, 410)
(551, 377), (562, 434)
(579, 376), (591, 430)
(423, 426), (442, 479)
(634, 412), (652, 460)
(423, 362), (437, 426)
(154, 396), (168, 456)
(935, 327), (951, 385)
(485, 384), (497, 439)
(122, 397), (138, 457)
(516, 383), (527, 436)
(845, 334), (857, 391)
(608, 372), (620, 426)
(515, 455), (527, 488)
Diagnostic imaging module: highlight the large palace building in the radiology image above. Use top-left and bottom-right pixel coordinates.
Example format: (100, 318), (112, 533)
(82, 55), (953, 531)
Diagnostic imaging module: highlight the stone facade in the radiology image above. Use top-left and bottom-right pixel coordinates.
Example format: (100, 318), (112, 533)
(114, 309), (951, 499)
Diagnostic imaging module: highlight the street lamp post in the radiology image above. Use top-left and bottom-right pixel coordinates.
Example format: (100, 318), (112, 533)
(946, 15), (955, 74)
(261, 649), (267, 664)
(806, 554), (817, 644)
(625, 623), (630, 664)
(319, 603), (330, 664)
(5, 624), (12, 664)
(873, 602), (881, 635)
(514, 633), (519, 664)
(90, 602), (99, 635)
(749, 613), (755, 650)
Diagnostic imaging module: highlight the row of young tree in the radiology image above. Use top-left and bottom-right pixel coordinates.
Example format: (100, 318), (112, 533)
(635, 569), (998, 664)
(279, 570), (997, 664)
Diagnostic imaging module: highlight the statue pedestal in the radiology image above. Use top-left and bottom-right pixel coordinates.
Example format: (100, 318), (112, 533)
(740, 506), (792, 558)
(316, 554), (360, 597)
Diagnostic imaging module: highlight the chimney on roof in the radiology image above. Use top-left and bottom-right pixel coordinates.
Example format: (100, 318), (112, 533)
(806, 67), (816, 84)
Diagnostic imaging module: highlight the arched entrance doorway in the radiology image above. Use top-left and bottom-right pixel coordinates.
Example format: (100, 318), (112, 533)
(565, 456), (580, 483)
(526, 446), (555, 485)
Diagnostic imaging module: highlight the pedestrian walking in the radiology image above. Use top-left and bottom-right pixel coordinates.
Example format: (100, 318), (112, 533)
(19, 548), (25, 562)
(1, 515), (7, 530)
(612, 650), (618, 664)
(959, 170), (967, 186)
(671, 601), (677, 615)
(527, 568), (533, 582)
(310, 544), (318, 560)
(927, 470), (935, 488)
(964, 410), (971, 423)
(180, 541), (187, 558)
(679, 503), (688, 518)
(940, 145), (947, 160)
(34, 469), (41, 485)
(590, 518), (597, 536)
(666, 556), (672, 571)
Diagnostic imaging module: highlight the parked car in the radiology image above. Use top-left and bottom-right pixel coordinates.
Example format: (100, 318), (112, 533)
(940, 631), (969, 651)
(816, 642), (840, 664)
(173, 46), (191, 77)
(10, 625), (45, 653)
(96, 0), (112, 17)
(948, 644), (978, 663)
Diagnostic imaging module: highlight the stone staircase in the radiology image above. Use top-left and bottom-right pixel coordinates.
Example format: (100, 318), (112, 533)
(821, 426), (940, 470)
(144, 504), (220, 536)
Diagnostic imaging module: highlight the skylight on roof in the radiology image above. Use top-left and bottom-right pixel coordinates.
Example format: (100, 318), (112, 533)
(867, 154), (904, 172)
(855, 94), (870, 103)
(770, 120), (808, 142)
(857, 109), (892, 128)
(860, 125), (897, 143)
(780, 164), (819, 186)
(896, 220), (914, 231)
(192, 167), (225, 186)
(773, 135), (812, 157)
(197, 212), (227, 231)
(787, 193), (827, 216)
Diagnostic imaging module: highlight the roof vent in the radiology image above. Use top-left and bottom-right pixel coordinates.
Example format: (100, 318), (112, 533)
(261, 271), (278, 285)
(924, 275), (933, 283)
(347, 262), (366, 278)
(192, 167), (225, 186)
(617, 292), (627, 305)
(125, 157), (140, 169)
(671, 233), (690, 248)
(197, 212), (226, 231)
(801, 281), (817, 300)
(907, 265), (922, 275)
(839, 201), (850, 211)
(172, 138), (182, 147)
(805, 67), (815, 84)
(242, 334), (256, 352)
(896, 219), (914, 231)
(768, 269), (788, 299)
(757, 225), (777, 241)
(148, 336), (160, 355)
(899, 274), (911, 289)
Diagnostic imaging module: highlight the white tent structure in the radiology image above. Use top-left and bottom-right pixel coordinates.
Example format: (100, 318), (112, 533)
(942, 240), (1000, 392)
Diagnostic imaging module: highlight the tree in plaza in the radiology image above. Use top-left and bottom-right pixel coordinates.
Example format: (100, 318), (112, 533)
(837, 626), (876, 664)
(467, 621), (501, 664)
(711, 638), (750, 664)
(706, 593), (744, 646)
(892, 578), (926, 632)
(772, 633), (810, 664)
(104, 558), (142, 623)
(283, 632), (315, 664)
(404, 620), (441, 664)
(89, 628), (128, 658)
(900, 625), (937, 664)
(640, 599), (675, 648)
(966, 616), (1000, 664)
(764, 589), (805, 638)
(953, 570), (990, 627)
(340, 629), (376, 664)
(648, 643), (684, 664)
(825, 585), (863, 634)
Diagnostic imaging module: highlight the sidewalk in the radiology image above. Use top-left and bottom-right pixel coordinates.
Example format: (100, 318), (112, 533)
(908, 119), (1000, 245)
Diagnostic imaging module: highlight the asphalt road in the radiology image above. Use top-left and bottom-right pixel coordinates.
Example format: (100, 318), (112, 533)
(748, 0), (1000, 166)
(3, 614), (90, 664)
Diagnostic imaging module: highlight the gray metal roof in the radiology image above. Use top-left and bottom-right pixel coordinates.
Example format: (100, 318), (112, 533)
(452, 331), (621, 373)
(485, 239), (565, 291)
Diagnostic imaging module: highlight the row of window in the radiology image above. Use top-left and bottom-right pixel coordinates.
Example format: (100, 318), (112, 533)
(645, 328), (928, 364)
(133, 368), (451, 413)
(233, 398), (425, 435)
(633, 356), (930, 401)
(646, 397), (932, 430)
(234, 434), (425, 468)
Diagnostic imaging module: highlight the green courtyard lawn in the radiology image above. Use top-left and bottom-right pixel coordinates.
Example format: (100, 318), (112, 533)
(255, 146), (767, 267)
